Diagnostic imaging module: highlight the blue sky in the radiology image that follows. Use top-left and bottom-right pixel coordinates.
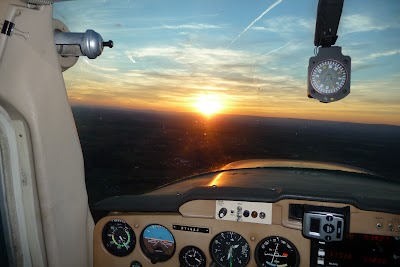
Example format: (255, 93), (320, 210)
(54, 0), (400, 125)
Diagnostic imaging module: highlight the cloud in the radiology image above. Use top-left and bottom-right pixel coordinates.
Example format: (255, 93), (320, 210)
(340, 14), (395, 34)
(228, 0), (285, 48)
(129, 45), (256, 72)
(127, 55), (136, 63)
(82, 59), (119, 72)
(54, 1), (400, 125)
(253, 16), (314, 33)
(161, 23), (222, 30)
(66, 42), (306, 109)
(65, 48), (400, 125)
(350, 48), (400, 72)
(366, 49), (400, 60)
(263, 40), (293, 56)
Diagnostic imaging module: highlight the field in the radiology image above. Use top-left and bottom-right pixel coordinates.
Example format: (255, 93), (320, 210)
(71, 106), (400, 206)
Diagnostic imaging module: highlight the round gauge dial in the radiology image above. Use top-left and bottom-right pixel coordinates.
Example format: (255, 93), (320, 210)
(210, 231), (250, 267)
(102, 219), (136, 257)
(310, 59), (348, 95)
(255, 236), (299, 267)
(140, 224), (176, 264)
(179, 246), (207, 267)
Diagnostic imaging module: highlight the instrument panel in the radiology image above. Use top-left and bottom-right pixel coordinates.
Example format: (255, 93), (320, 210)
(93, 200), (400, 267)
(94, 214), (306, 266)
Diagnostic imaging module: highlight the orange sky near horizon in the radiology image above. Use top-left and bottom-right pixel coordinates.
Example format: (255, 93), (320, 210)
(66, 84), (400, 126)
(62, 40), (400, 127)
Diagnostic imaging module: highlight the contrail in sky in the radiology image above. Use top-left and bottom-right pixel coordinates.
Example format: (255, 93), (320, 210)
(263, 40), (293, 56)
(227, 0), (285, 48)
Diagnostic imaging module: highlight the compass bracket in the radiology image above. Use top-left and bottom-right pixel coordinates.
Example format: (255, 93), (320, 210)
(314, 0), (344, 47)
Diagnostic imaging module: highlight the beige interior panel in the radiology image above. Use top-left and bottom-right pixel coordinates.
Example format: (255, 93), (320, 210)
(0, 1), (92, 266)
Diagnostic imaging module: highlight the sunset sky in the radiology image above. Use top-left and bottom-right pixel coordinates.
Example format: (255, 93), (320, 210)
(54, 0), (400, 125)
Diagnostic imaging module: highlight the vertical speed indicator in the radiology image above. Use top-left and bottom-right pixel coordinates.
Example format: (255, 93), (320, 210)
(179, 246), (207, 267)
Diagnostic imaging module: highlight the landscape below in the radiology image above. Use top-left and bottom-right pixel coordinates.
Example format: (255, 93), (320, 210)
(71, 106), (400, 207)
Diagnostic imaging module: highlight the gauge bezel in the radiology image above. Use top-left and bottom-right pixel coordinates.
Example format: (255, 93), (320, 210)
(102, 219), (136, 257)
(209, 231), (250, 267)
(254, 236), (300, 267)
(179, 245), (207, 267)
(140, 224), (176, 263)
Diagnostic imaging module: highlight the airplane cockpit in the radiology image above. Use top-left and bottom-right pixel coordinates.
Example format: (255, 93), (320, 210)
(0, 0), (399, 266)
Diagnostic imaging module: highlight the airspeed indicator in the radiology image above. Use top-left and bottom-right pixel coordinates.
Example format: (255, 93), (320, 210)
(102, 219), (136, 257)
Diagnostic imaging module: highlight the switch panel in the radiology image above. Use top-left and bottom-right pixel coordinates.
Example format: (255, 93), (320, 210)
(215, 200), (272, 224)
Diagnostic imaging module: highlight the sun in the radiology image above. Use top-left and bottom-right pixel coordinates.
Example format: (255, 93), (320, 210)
(194, 94), (223, 116)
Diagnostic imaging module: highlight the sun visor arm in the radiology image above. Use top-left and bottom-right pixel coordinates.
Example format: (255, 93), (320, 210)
(52, 19), (113, 71)
(54, 30), (113, 59)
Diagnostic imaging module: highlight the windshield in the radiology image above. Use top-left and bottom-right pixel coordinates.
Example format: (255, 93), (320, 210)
(54, 0), (400, 205)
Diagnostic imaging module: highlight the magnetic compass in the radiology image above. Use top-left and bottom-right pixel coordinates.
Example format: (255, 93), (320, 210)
(310, 59), (347, 95)
(308, 46), (351, 103)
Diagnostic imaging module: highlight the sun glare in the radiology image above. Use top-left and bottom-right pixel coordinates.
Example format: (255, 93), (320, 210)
(194, 94), (223, 116)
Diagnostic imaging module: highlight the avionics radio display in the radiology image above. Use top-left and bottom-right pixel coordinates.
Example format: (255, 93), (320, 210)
(312, 234), (400, 267)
